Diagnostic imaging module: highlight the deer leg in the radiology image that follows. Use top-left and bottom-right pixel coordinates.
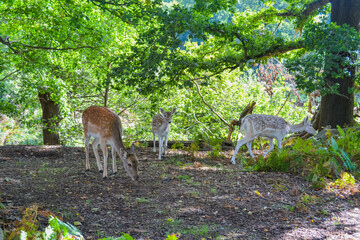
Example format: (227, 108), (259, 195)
(100, 140), (108, 179)
(275, 137), (283, 151)
(111, 146), (117, 174)
(246, 141), (255, 158)
(158, 136), (163, 160)
(163, 133), (169, 156)
(231, 137), (253, 164)
(85, 135), (91, 171)
(263, 138), (274, 157)
(91, 138), (103, 172)
(153, 134), (157, 152)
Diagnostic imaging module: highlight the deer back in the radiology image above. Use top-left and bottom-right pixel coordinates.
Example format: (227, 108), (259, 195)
(242, 114), (290, 138)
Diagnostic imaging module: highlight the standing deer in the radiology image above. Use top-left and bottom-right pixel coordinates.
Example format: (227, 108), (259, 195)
(152, 108), (177, 160)
(82, 106), (139, 180)
(231, 114), (317, 164)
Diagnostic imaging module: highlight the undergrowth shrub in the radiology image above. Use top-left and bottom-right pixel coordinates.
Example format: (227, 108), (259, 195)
(246, 127), (360, 187)
(5, 205), (179, 240)
(6, 205), (84, 240)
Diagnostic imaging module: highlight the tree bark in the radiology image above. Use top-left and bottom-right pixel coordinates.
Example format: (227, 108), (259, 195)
(38, 91), (61, 145)
(316, 0), (360, 129)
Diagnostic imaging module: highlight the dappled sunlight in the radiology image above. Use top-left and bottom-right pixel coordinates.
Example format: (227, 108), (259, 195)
(325, 174), (360, 199)
(279, 208), (360, 239)
(178, 206), (203, 214)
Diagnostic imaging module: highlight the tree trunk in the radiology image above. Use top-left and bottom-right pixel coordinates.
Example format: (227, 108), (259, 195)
(316, 0), (360, 129)
(38, 91), (61, 145)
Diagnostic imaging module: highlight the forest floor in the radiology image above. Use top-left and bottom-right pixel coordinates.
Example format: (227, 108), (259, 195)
(0, 145), (360, 240)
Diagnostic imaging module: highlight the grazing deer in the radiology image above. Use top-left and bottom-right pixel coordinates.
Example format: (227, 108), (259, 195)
(231, 114), (317, 164)
(82, 106), (139, 180)
(152, 108), (177, 160)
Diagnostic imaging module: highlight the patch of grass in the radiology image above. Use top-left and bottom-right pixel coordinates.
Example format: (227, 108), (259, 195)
(164, 219), (215, 238)
(176, 175), (191, 180)
(184, 190), (200, 197)
(271, 183), (289, 192)
(185, 179), (201, 186)
(321, 209), (330, 216)
(164, 158), (184, 167)
(281, 204), (295, 212)
(136, 197), (150, 203)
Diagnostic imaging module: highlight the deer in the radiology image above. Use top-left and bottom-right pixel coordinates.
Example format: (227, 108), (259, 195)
(82, 105), (139, 180)
(231, 114), (317, 164)
(152, 107), (177, 160)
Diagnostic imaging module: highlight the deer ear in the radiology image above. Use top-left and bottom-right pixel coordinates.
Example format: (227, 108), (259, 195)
(130, 143), (136, 153)
(304, 116), (309, 122)
(160, 108), (165, 114)
(172, 108), (177, 114)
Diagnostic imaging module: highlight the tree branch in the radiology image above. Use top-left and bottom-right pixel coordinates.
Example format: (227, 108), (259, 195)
(0, 36), (19, 54)
(191, 79), (230, 127)
(0, 70), (20, 81)
(277, 0), (330, 18)
(20, 44), (94, 51)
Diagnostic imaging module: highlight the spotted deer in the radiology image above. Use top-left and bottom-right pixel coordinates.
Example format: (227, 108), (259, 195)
(231, 114), (317, 164)
(152, 108), (177, 160)
(82, 106), (139, 180)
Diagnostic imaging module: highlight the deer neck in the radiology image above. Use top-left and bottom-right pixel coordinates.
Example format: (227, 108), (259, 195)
(160, 121), (171, 132)
(289, 122), (305, 133)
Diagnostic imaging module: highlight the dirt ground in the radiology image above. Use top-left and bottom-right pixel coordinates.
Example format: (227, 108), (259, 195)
(0, 145), (359, 240)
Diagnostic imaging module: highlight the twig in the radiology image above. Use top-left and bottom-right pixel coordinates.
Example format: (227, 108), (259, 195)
(117, 97), (148, 116)
(275, 91), (291, 116)
(191, 79), (230, 127)
(0, 70), (20, 81)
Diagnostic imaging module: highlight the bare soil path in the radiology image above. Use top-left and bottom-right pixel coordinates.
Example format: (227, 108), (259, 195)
(0, 145), (359, 239)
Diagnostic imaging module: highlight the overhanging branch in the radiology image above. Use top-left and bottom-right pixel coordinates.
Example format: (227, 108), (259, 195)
(0, 36), (19, 54)
(0, 70), (20, 81)
(277, 0), (330, 18)
(191, 79), (230, 127)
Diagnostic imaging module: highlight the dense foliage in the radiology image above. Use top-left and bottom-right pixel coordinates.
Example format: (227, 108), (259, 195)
(1, 1), (359, 180)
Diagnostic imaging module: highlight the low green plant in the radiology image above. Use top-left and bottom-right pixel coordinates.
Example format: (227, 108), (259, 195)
(136, 197), (150, 203)
(184, 143), (200, 158)
(321, 209), (330, 216)
(164, 157), (184, 167)
(328, 172), (356, 189)
(165, 233), (179, 240)
(208, 138), (223, 158)
(328, 137), (357, 172)
(282, 204), (295, 212)
(7, 205), (84, 240)
(246, 130), (359, 188)
(176, 175), (191, 180)
(171, 142), (185, 149)
(100, 233), (135, 240)
(164, 218), (213, 238)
